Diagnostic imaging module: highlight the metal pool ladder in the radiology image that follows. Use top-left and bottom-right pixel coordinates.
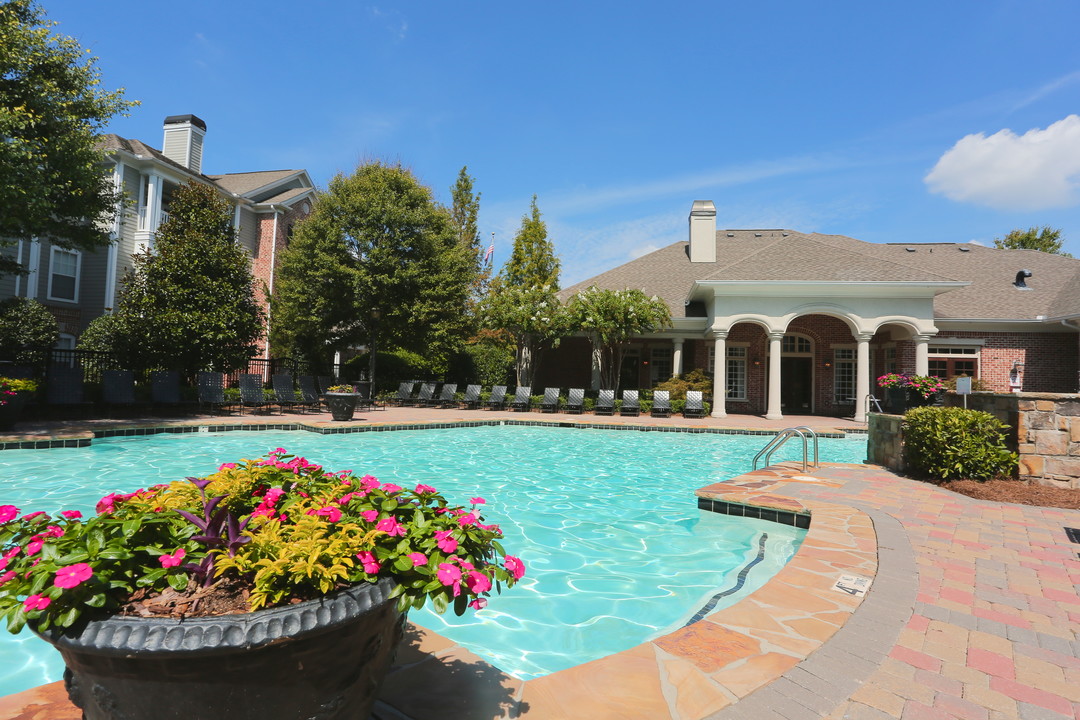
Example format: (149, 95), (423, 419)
(752, 426), (819, 473)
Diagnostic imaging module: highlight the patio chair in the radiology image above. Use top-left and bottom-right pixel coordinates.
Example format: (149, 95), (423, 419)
(317, 375), (335, 395)
(414, 382), (436, 406)
(102, 369), (137, 415)
(431, 383), (457, 408)
(539, 387), (561, 413)
(620, 389), (640, 417)
(299, 375), (322, 410)
(460, 384), (482, 409)
(684, 390), (705, 419)
(386, 381), (416, 407)
(566, 388), (585, 414)
(197, 372), (233, 415)
(487, 385), (507, 410)
(45, 366), (91, 417)
(151, 370), (195, 414)
(509, 386), (532, 412)
(594, 389), (615, 416)
(239, 374), (278, 415)
(273, 374), (316, 414)
(651, 390), (671, 418)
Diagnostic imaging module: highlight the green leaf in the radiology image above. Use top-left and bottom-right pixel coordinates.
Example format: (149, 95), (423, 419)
(85, 593), (107, 608)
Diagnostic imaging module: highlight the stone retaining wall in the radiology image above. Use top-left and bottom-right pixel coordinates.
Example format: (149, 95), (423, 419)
(869, 392), (1080, 489)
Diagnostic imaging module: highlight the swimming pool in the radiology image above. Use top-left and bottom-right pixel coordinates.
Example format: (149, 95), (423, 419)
(0, 425), (867, 696)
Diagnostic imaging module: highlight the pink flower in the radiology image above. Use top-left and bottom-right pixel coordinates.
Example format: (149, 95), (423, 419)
(315, 506), (342, 522)
(376, 517), (406, 537)
(3, 547), (19, 559)
(504, 556), (526, 580)
(96, 493), (120, 514)
(465, 571), (492, 594)
(60, 510), (82, 520)
(469, 597), (487, 610)
(271, 447), (287, 455)
(469, 497), (486, 505)
(360, 510), (378, 523)
(381, 483), (402, 494)
(20, 511), (45, 521)
(458, 513), (478, 527)
(356, 551), (380, 574)
(0, 505), (20, 523)
(437, 563), (462, 596)
(359, 475), (381, 491)
(0, 570), (16, 585)
(217, 463), (237, 471)
(54, 563), (93, 589)
(414, 484), (436, 494)
(43, 525), (64, 539)
(26, 538), (44, 555)
(159, 549), (186, 568)
(23, 594), (50, 611)
(408, 552), (427, 567)
(434, 530), (458, 553)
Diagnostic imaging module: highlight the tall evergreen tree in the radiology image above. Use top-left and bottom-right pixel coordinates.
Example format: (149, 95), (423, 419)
(450, 166), (481, 266)
(481, 196), (566, 385)
(0, 0), (137, 277)
(271, 162), (473, 388)
(994, 226), (1071, 257)
(109, 182), (264, 376)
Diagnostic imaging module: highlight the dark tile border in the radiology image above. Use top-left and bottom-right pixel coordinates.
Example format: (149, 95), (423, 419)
(698, 496), (812, 529)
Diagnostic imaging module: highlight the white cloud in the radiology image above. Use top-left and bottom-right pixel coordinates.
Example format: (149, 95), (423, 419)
(924, 115), (1080, 210)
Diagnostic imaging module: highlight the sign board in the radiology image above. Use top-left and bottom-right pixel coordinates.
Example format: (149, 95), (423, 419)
(955, 376), (972, 395)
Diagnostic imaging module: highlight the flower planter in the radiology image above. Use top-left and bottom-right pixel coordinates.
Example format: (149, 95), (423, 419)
(324, 392), (359, 421)
(885, 387), (908, 414)
(908, 390), (943, 408)
(34, 578), (404, 720)
(0, 391), (28, 431)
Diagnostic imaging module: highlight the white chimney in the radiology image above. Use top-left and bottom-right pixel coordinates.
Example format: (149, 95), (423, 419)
(688, 200), (716, 263)
(162, 114), (207, 174)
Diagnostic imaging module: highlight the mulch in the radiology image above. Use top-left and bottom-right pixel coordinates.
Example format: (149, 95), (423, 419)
(935, 478), (1080, 510)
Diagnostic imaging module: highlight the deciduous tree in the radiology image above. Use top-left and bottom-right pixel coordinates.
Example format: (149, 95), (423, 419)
(271, 162), (473, 388)
(993, 226), (1071, 256)
(566, 287), (671, 391)
(0, 0), (137, 277)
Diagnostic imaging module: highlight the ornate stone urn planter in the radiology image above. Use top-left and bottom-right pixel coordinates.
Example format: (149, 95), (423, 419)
(324, 392), (360, 421)
(33, 578), (403, 720)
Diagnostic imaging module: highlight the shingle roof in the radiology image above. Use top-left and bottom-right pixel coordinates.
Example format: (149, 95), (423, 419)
(561, 229), (1080, 322)
(98, 134), (210, 181)
(206, 170), (304, 196)
(256, 186), (313, 205)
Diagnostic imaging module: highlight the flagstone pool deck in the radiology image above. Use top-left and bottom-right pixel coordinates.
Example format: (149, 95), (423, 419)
(1, 409), (1078, 719)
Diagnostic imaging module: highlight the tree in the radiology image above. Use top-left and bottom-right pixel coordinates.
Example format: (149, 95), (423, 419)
(450, 166), (481, 268)
(0, 0), (137, 277)
(480, 197), (566, 385)
(0, 297), (58, 352)
(109, 182), (265, 376)
(271, 162), (474, 389)
(993, 226), (1072, 257)
(566, 287), (671, 391)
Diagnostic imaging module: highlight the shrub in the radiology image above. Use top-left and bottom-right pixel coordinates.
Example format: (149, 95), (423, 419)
(347, 349), (438, 393)
(902, 406), (1018, 481)
(462, 342), (514, 387)
(76, 313), (125, 354)
(0, 298), (58, 354)
(653, 368), (712, 401)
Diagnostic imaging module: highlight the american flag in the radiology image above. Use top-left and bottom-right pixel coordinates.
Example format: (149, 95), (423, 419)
(483, 240), (494, 264)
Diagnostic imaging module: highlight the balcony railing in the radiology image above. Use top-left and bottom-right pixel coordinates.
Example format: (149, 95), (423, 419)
(136, 207), (169, 231)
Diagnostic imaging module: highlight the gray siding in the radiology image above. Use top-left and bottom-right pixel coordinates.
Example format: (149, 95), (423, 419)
(237, 207), (259, 257)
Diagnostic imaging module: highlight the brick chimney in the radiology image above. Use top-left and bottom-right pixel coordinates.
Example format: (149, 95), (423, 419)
(688, 200), (716, 263)
(162, 114), (207, 174)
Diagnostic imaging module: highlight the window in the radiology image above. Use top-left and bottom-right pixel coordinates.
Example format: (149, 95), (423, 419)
(47, 248), (80, 302)
(649, 347), (672, 386)
(885, 347), (897, 374)
(834, 348), (855, 403)
(928, 345), (980, 379)
(727, 347), (747, 400)
(782, 335), (812, 353)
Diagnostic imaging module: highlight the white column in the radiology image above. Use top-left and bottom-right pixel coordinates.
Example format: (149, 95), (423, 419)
(590, 348), (601, 390)
(26, 239), (41, 299)
(854, 333), (872, 423)
(711, 332), (727, 418)
(765, 332), (784, 420)
(672, 339), (684, 378)
(914, 335), (931, 376)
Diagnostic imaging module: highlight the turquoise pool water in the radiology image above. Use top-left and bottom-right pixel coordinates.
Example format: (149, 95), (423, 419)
(0, 426), (867, 695)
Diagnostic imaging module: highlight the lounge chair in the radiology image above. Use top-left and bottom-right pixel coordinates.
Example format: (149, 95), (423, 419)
(102, 369), (137, 415)
(540, 387), (560, 413)
(509, 386), (532, 412)
(594, 389), (615, 416)
(197, 372), (232, 415)
(151, 370), (194, 414)
(239, 374), (278, 415)
(386, 381), (416, 407)
(487, 385), (507, 410)
(273, 374), (316, 414)
(414, 382), (436, 406)
(317, 375), (335, 395)
(299, 375), (322, 410)
(566, 388), (585, 414)
(684, 390), (705, 419)
(460, 384), (482, 409)
(620, 389), (640, 417)
(431, 383), (457, 408)
(651, 390), (671, 418)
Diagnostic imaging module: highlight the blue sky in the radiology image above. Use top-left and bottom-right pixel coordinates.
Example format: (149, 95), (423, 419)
(49, 0), (1080, 284)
